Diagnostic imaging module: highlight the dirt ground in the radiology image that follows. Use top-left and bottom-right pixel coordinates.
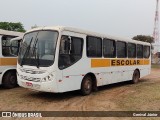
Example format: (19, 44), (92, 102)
(0, 68), (160, 120)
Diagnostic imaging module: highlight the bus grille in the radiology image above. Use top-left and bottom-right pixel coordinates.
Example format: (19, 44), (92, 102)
(20, 75), (41, 82)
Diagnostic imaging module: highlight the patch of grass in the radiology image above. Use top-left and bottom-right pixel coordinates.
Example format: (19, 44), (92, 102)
(113, 82), (160, 111)
(151, 64), (160, 68)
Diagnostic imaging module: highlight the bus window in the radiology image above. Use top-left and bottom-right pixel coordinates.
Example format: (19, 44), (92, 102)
(128, 43), (136, 58)
(103, 39), (116, 58)
(87, 36), (102, 57)
(144, 46), (150, 58)
(2, 35), (18, 56)
(71, 37), (83, 56)
(59, 35), (83, 69)
(137, 44), (143, 58)
(117, 41), (127, 58)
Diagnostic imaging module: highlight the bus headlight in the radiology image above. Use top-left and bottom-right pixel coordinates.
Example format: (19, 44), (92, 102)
(42, 77), (47, 82)
(41, 74), (54, 82)
(48, 75), (51, 81)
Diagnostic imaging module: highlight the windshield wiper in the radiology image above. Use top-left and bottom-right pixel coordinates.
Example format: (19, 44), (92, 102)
(20, 37), (33, 66)
(37, 50), (40, 68)
(32, 38), (39, 68)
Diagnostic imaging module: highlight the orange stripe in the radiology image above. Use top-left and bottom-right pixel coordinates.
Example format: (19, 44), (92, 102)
(143, 59), (150, 65)
(137, 59), (144, 65)
(0, 58), (17, 66)
(91, 59), (150, 68)
(91, 59), (110, 67)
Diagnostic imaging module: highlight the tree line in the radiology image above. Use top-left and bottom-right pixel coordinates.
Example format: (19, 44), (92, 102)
(0, 22), (25, 32)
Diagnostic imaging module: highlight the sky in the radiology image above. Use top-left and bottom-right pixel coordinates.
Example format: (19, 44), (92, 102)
(0, 0), (156, 38)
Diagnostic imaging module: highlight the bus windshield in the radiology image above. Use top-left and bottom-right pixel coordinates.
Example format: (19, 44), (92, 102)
(18, 30), (58, 67)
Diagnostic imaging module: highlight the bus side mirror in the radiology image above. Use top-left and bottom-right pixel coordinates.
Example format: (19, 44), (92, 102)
(10, 37), (22, 56)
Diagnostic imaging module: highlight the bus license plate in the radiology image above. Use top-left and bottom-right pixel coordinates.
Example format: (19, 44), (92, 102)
(26, 82), (33, 87)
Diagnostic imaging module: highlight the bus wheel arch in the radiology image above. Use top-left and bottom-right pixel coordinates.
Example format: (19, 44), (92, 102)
(131, 69), (140, 84)
(80, 73), (97, 95)
(2, 70), (18, 89)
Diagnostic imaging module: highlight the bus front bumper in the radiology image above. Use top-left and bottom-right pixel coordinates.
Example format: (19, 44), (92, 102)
(18, 79), (59, 93)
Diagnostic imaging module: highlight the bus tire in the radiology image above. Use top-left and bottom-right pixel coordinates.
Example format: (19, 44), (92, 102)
(2, 71), (17, 89)
(131, 70), (140, 84)
(81, 75), (92, 96)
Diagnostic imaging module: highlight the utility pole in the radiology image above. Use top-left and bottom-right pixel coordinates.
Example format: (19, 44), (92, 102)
(153, 0), (160, 63)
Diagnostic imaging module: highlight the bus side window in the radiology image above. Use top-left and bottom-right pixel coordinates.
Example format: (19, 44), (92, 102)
(87, 36), (102, 57)
(144, 46), (150, 58)
(128, 43), (136, 58)
(2, 35), (17, 56)
(103, 39), (116, 58)
(137, 44), (143, 58)
(117, 41), (127, 58)
(59, 35), (83, 69)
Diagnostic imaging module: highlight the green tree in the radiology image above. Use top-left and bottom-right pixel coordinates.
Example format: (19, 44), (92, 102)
(0, 22), (26, 32)
(132, 35), (154, 43)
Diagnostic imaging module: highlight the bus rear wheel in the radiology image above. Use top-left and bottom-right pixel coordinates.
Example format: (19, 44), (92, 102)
(81, 75), (92, 95)
(132, 70), (140, 84)
(2, 71), (17, 89)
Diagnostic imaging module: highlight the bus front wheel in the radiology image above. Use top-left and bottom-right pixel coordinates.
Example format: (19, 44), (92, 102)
(2, 71), (17, 89)
(81, 75), (92, 95)
(132, 70), (140, 84)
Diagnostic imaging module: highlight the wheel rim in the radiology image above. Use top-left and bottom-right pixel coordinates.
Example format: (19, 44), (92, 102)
(84, 79), (92, 92)
(10, 75), (16, 85)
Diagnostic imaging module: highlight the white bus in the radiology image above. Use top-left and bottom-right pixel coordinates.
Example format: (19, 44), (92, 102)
(0, 29), (23, 88)
(17, 26), (151, 95)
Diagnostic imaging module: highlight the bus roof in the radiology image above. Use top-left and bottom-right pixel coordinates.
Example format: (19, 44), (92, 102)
(0, 29), (24, 37)
(10, 36), (23, 42)
(27, 26), (151, 46)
